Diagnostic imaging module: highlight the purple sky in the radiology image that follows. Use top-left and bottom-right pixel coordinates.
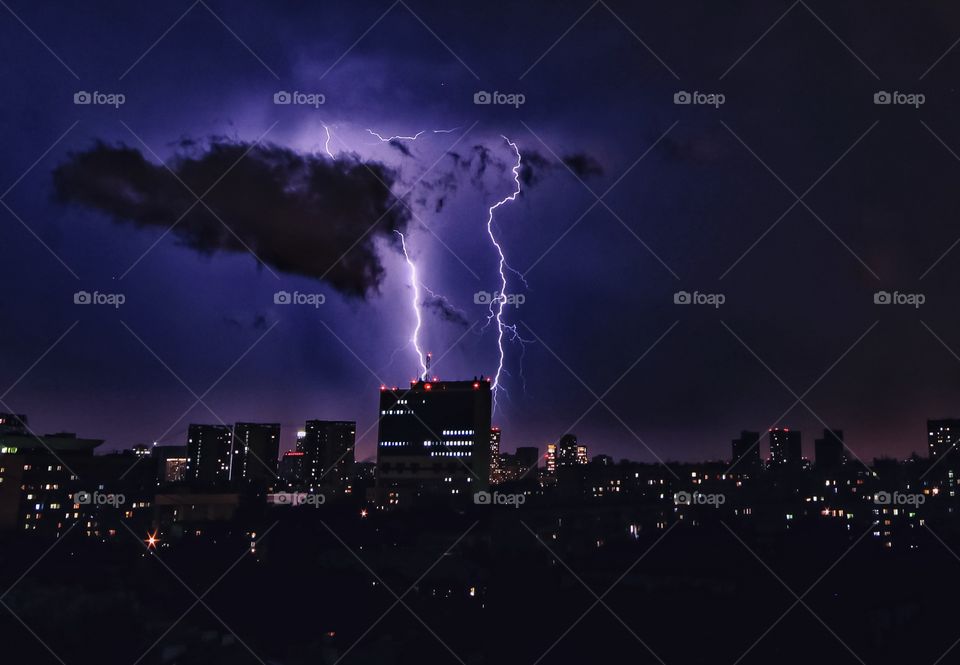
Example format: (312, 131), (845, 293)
(2, 1), (960, 464)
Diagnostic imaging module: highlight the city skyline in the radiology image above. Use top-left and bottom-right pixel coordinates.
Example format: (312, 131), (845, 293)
(3, 3), (960, 465)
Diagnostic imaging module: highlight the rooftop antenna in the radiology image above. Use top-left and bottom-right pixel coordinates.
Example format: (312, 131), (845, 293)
(424, 352), (432, 380)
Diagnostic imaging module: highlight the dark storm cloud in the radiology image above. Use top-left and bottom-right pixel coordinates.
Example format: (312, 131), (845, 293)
(387, 139), (413, 157)
(519, 150), (604, 187)
(52, 139), (411, 297)
(422, 293), (469, 327)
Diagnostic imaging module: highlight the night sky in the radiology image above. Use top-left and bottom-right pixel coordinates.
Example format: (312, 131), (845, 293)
(2, 1), (960, 463)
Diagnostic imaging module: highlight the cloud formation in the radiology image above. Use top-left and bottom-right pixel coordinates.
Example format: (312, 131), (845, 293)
(53, 139), (411, 297)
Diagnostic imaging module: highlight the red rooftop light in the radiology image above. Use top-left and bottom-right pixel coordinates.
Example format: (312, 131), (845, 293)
(424, 383), (432, 390)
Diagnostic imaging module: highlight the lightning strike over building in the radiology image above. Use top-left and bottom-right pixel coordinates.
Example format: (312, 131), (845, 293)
(395, 230), (428, 380)
(485, 136), (527, 412)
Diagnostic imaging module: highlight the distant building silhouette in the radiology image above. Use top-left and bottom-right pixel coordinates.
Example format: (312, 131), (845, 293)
(814, 429), (846, 470)
(186, 424), (234, 487)
(731, 431), (761, 473)
(234, 422), (280, 486)
(769, 428), (801, 467)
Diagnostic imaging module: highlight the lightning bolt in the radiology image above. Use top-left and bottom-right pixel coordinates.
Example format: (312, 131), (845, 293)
(367, 127), (461, 142)
(485, 136), (529, 412)
(322, 125), (334, 159)
(395, 230), (428, 380)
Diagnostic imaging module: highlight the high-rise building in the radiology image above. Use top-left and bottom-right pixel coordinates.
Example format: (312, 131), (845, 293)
(814, 429), (846, 470)
(928, 419), (960, 462)
(234, 422), (281, 486)
(731, 431), (761, 473)
(768, 428), (801, 467)
(186, 424), (234, 487)
(545, 444), (557, 474)
(515, 446), (540, 479)
(154, 445), (189, 484)
(376, 379), (492, 503)
(489, 427), (502, 483)
(279, 450), (306, 488)
(555, 434), (585, 468)
(299, 420), (355, 492)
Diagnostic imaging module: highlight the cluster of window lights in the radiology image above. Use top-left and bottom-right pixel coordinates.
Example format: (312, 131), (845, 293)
(442, 430), (474, 436)
(380, 409), (413, 416)
(425, 440), (473, 447)
(430, 451), (472, 457)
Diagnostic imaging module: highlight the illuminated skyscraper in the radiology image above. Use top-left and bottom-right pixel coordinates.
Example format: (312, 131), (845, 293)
(489, 427), (502, 483)
(234, 422), (281, 486)
(376, 379), (492, 503)
(186, 424), (234, 487)
(299, 421), (355, 492)
(928, 419), (960, 462)
(768, 428), (801, 467)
